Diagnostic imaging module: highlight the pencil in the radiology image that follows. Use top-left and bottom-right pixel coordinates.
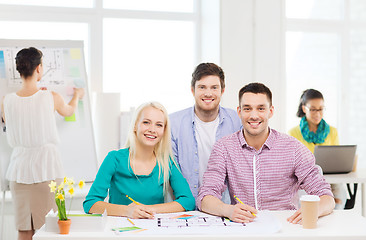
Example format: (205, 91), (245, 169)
(233, 195), (256, 217)
(132, 229), (147, 233)
(126, 195), (140, 205)
(127, 218), (135, 226)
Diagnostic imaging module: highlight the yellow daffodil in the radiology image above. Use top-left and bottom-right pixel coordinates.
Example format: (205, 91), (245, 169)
(68, 187), (74, 196)
(49, 181), (57, 193)
(66, 177), (75, 187)
(50, 176), (84, 221)
(56, 193), (65, 201)
(78, 180), (85, 189)
(58, 182), (65, 191)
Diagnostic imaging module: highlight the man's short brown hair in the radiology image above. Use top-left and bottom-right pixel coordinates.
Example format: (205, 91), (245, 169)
(191, 63), (225, 89)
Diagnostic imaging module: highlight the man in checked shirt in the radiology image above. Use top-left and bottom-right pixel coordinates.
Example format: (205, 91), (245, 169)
(196, 82), (335, 224)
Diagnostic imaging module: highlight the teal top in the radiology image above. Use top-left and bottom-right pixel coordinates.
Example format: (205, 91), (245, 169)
(83, 148), (195, 213)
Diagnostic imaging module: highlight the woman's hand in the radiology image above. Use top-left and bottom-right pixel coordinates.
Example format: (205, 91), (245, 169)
(74, 88), (85, 99)
(126, 203), (155, 219)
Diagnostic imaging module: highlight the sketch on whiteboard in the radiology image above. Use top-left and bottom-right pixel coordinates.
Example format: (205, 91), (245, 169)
(0, 40), (98, 191)
(4, 47), (65, 87)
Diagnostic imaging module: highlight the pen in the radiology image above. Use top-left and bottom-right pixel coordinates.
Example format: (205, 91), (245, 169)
(233, 195), (256, 217)
(127, 218), (135, 226)
(126, 195), (140, 205)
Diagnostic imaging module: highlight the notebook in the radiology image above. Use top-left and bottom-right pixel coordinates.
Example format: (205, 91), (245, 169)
(314, 145), (357, 174)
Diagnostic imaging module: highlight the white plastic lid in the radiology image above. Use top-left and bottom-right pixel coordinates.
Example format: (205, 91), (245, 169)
(300, 195), (320, 202)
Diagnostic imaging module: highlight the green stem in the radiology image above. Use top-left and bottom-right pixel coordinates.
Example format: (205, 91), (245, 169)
(56, 190), (68, 220)
(68, 197), (73, 216)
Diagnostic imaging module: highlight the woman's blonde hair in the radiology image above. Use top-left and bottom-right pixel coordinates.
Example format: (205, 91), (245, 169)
(125, 102), (176, 195)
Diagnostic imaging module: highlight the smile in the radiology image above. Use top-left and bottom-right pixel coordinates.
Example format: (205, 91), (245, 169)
(248, 121), (261, 127)
(144, 134), (157, 139)
(202, 98), (214, 103)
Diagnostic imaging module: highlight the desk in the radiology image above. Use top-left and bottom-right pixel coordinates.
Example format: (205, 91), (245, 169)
(324, 170), (366, 216)
(33, 210), (366, 240)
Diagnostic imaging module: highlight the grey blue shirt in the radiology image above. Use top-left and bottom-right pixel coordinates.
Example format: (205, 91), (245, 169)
(170, 106), (241, 198)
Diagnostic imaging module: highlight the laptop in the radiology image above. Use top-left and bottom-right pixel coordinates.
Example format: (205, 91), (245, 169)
(314, 145), (357, 174)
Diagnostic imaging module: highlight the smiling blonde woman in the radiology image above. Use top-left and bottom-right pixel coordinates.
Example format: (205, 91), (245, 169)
(83, 102), (195, 218)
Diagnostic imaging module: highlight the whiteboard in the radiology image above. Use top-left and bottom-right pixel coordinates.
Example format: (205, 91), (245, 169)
(0, 39), (98, 191)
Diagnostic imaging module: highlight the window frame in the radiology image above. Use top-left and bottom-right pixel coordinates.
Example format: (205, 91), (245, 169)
(285, 0), (366, 169)
(0, 0), (202, 93)
(285, 1), (350, 141)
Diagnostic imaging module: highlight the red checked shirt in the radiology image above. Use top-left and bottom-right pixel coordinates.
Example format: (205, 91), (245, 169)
(196, 128), (333, 210)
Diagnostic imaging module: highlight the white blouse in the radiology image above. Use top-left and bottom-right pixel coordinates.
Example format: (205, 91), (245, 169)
(3, 90), (63, 184)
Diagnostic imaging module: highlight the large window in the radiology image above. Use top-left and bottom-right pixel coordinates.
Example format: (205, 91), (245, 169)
(286, 0), (366, 168)
(103, 18), (195, 112)
(286, 32), (340, 129)
(0, 0), (200, 114)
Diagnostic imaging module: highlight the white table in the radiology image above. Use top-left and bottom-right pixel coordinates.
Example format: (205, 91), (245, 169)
(324, 170), (366, 216)
(33, 210), (366, 240)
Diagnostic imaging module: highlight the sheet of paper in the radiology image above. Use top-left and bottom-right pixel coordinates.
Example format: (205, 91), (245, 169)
(108, 211), (281, 235)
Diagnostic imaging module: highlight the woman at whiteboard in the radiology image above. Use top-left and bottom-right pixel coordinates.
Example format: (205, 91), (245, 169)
(83, 102), (195, 218)
(1, 47), (84, 240)
(288, 89), (346, 210)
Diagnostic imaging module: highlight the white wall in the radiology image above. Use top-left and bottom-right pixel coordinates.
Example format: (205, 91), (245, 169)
(220, 0), (286, 132)
(220, 0), (253, 110)
(92, 92), (121, 164)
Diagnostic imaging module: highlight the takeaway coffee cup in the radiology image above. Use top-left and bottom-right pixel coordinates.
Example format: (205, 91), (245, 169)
(300, 195), (320, 229)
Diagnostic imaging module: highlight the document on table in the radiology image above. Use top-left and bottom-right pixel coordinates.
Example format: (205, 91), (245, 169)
(108, 211), (281, 235)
